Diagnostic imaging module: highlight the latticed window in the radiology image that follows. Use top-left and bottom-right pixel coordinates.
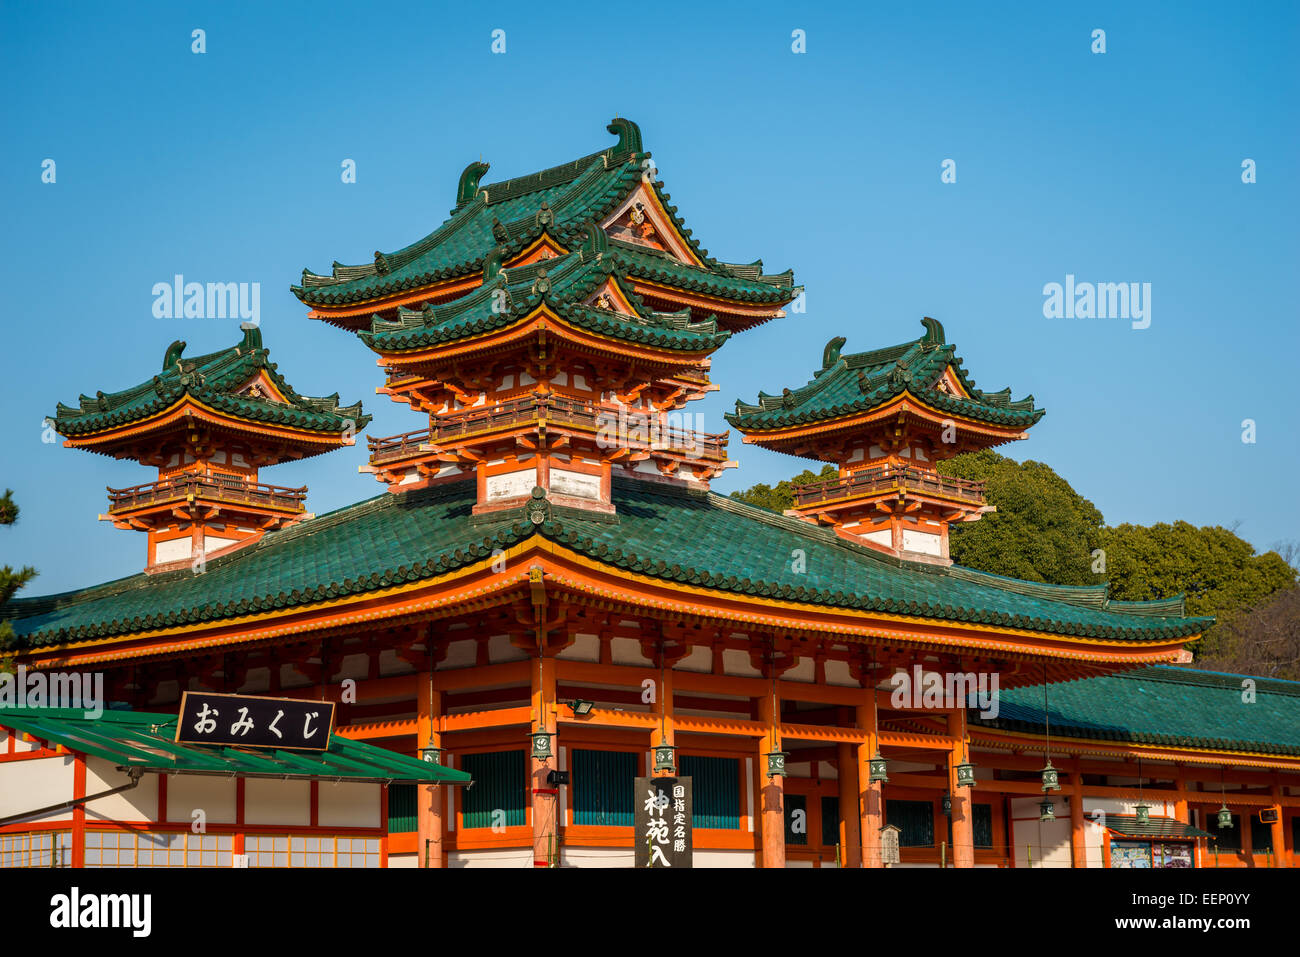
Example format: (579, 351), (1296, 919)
(246, 834), (380, 867)
(460, 749), (527, 829)
(679, 755), (740, 829)
(84, 831), (231, 867)
(885, 799), (935, 847)
(388, 782), (417, 833)
(572, 749), (636, 826)
(0, 831), (72, 867)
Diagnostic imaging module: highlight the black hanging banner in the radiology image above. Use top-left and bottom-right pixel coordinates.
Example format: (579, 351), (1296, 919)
(176, 692), (335, 751)
(634, 775), (693, 868)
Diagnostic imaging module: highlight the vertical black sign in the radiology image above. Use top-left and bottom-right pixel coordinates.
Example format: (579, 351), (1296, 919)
(634, 775), (693, 868)
(176, 692), (336, 751)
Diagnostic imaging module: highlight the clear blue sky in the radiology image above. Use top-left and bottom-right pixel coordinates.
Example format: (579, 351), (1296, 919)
(3, 1), (1296, 595)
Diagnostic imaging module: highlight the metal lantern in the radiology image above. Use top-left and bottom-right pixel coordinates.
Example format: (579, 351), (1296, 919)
(1039, 798), (1056, 822)
(868, 750), (890, 784)
(653, 743), (677, 774)
(529, 729), (555, 760)
(1040, 760), (1060, 792)
(942, 793), (952, 817)
(765, 750), (789, 779)
(1217, 805), (1233, 830)
(954, 759), (976, 789)
(419, 745), (444, 766)
(1135, 803), (1151, 826)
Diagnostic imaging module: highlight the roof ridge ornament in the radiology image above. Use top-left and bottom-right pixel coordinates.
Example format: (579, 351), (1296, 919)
(606, 116), (643, 158)
(163, 340), (186, 371)
(527, 486), (551, 525)
(457, 160), (491, 207)
(921, 316), (945, 349)
(821, 336), (846, 371)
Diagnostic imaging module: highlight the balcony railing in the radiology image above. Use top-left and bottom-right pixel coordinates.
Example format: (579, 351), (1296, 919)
(107, 474), (307, 513)
(794, 465), (986, 508)
(367, 393), (729, 463)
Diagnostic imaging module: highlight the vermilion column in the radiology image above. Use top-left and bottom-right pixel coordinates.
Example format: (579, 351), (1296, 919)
(653, 666), (675, 776)
(1271, 782), (1288, 868)
(837, 740), (862, 867)
(949, 709), (974, 868)
(757, 690), (785, 868)
(856, 701), (883, 867)
(416, 678), (444, 868)
(531, 655), (559, 867)
(1070, 763), (1086, 868)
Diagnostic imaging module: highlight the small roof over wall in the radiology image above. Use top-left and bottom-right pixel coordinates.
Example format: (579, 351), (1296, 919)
(0, 707), (469, 786)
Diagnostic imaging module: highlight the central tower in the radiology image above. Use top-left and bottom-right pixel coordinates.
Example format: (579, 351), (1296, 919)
(294, 118), (797, 515)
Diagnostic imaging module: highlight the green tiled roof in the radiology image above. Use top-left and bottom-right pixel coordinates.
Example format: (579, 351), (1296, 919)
(1103, 815), (1214, 839)
(52, 326), (371, 439)
(293, 118), (794, 310)
(358, 244), (730, 355)
(2, 477), (1209, 650)
(0, 707), (470, 784)
(980, 666), (1300, 757)
(727, 317), (1044, 432)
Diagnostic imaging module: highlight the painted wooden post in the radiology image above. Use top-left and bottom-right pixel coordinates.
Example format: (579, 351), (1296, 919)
(757, 689), (785, 868)
(531, 654), (558, 867)
(1271, 781), (1287, 868)
(653, 665), (675, 777)
(949, 709), (974, 868)
(416, 677), (443, 868)
(1070, 761), (1086, 868)
(856, 700), (883, 868)
(837, 738), (862, 868)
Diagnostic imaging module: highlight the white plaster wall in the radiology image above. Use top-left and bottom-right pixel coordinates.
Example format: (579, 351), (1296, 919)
(84, 757), (157, 823)
(388, 852), (417, 868)
(448, 848), (533, 868)
(165, 773), (237, 824)
(488, 634), (528, 663)
(722, 648), (761, 677)
(318, 782), (381, 828)
(441, 639), (477, 669)
(243, 778), (311, 827)
(696, 849), (756, 868)
(0, 754), (74, 822)
(155, 537), (193, 563)
(556, 633), (600, 662)
(1011, 795), (1072, 868)
(561, 847), (635, 867)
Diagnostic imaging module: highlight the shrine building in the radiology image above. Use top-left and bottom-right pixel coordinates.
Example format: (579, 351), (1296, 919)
(2, 118), (1298, 869)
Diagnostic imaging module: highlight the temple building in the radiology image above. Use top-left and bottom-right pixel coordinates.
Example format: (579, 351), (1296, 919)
(2, 118), (1297, 869)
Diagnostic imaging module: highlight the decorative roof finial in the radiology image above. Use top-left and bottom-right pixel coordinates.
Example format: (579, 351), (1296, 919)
(457, 160), (491, 206)
(822, 336), (846, 370)
(921, 316), (945, 348)
(606, 117), (643, 157)
(163, 340), (186, 371)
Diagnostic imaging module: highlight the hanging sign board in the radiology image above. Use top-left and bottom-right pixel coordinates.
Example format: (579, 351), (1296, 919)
(176, 692), (335, 751)
(880, 824), (901, 866)
(634, 775), (693, 868)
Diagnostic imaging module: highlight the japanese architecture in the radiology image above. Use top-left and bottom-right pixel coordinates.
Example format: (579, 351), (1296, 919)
(728, 319), (1042, 564)
(3, 118), (1298, 869)
(49, 325), (369, 572)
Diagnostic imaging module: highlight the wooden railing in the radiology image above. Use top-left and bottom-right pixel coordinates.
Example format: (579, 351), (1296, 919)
(106, 474), (307, 513)
(367, 393), (729, 463)
(794, 465), (986, 507)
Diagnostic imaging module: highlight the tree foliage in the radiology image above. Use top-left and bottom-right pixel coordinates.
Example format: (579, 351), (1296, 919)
(729, 464), (838, 513)
(0, 488), (37, 653)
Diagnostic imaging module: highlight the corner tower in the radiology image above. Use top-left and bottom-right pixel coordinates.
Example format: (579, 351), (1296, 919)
(293, 118), (798, 515)
(51, 325), (370, 571)
(727, 318), (1043, 563)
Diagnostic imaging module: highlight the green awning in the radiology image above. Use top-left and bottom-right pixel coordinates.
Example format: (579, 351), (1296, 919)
(1106, 815), (1214, 839)
(0, 707), (470, 786)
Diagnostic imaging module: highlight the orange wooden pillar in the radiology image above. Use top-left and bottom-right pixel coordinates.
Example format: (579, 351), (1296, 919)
(416, 676), (444, 868)
(757, 689), (785, 868)
(1271, 782), (1287, 867)
(653, 665), (675, 777)
(531, 654), (559, 867)
(1069, 763), (1086, 868)
(856, 699), (883, 868)
(837, 739), (862, 867)
(948, 709), (974, 868)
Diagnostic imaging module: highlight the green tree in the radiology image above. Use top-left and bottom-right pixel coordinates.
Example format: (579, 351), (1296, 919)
(730, 464), (838, 513)
(0, 488), (37, 655)
(936, 450), (1105, 585)
(1099, 521), (1296, 658)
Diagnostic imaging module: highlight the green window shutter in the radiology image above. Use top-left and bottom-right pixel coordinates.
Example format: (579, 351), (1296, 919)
(1250, 815), (1273, 852)
(460, 750), (526, 829)
(572, 749), (636, 826)
(1215, 814), (1241, 851)
(679, 755), (740, 829)
(973, 803), (994, 848)
(387, 783), (418, 833)
(821, 796), (840, 848)
(785, 793), (809, 845)
(886, 799), (935, 847)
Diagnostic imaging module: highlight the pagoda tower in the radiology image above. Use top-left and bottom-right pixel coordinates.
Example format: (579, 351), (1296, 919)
(293, 118), (797, 515)
(727, 318), (1043, 564)
(51, 325), (370, 571)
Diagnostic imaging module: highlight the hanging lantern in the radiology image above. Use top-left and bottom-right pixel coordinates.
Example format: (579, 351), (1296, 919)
(1040, 759), (1060, 792)
(954, 759), (976, 789)
(942, 793), (952, 817)
(1039, 798), (1056, 822)
(868, 750), (890, 784)
(1217, 805), (1233, 830)
(653, 743), (677, 774)
(529, 729), (555, 760)
(1135, 803), (1151, 826)
(419, 745), (444, 766)
(765, 750), (789, 779)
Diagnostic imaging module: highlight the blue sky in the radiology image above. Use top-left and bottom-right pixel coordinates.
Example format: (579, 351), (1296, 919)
(2, 1), (1296, 594)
